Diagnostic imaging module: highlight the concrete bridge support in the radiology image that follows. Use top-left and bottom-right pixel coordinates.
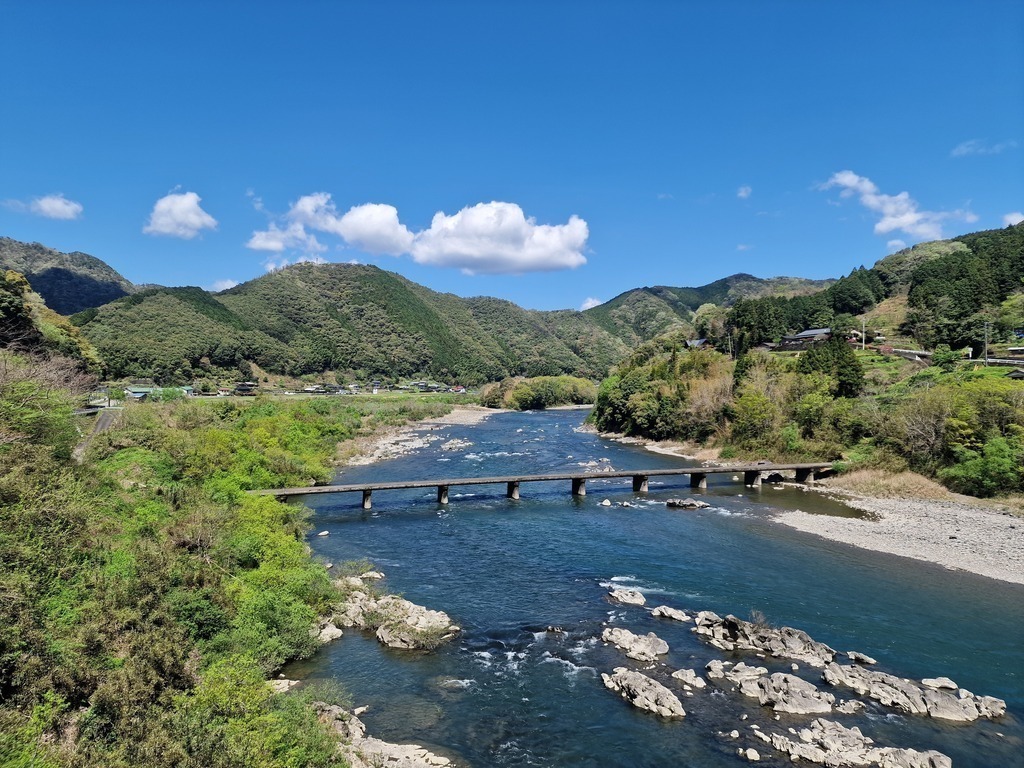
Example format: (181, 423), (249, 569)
(744, 470), (762, 489)
(362, 490), (372, 510)
(506, 481), (520, 500)
(437, 485), (449, 504)
(632, 475), (649, 493)
(690, 472), (707, 489)
(572, 478), (587, 497)
(795, 467), (816, 484)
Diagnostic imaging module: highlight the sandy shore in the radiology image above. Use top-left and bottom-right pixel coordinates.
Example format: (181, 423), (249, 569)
(343, 405), (502, 466)
(776, 493), (1024, 586)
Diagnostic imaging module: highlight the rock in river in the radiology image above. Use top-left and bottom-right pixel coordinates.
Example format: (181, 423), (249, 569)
(693, 611), (836, 667)
(738, 672), (835, 715)
(602, 667), (686, 718)
(764, 717), (951, 768)
(602, 627), (669, 662)
(608, 588), (646, 606)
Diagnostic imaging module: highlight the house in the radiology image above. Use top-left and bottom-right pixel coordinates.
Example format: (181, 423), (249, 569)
(124, 386), (154, 400)
(1007, 369), (1024, 381)
(233, 381), (259, 396)
(776, 328), (831, 352)
(449, 385), (467, 394)
(685, 338), (711, 350)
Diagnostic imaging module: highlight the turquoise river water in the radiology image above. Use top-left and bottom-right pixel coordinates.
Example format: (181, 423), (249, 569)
(286, 409), (1024, 767)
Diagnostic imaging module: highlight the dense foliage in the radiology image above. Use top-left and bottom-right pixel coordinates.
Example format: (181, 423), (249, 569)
(1, 269), (101, 370)
(725, 223), (1024, 354)
(0, 237), (134, 315)
(0, 347), (454, 766)
(592, 338), (1024, 497)
(478, 375), (597, 410)
(71, 263), (631, 386)
(584, 274), (833, 346)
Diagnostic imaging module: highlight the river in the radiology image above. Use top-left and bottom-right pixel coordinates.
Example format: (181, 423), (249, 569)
(286, 408), (1024, 767)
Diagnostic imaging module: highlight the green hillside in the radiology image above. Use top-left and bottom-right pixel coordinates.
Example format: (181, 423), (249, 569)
(584, 274), (834, 345)
(72, 263), (632, 385)
(0, 237), (136, 315)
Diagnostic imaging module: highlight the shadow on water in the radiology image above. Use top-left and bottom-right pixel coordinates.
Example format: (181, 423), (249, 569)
(288, 409), (1024, 767)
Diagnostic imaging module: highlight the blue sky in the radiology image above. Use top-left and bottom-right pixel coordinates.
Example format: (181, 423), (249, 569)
(1, 1), (1021, 310)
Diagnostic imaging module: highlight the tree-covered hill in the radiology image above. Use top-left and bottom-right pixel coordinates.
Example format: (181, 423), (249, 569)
(0, 237), (136, 315)
(721, 222), (1024, 355)
(583, 274), (835, 345)
(72, 263), (632, 385)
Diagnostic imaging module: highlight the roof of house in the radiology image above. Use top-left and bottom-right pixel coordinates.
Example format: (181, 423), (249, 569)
(793, 327), (831, 339)
(1007, 368), (1024, 379)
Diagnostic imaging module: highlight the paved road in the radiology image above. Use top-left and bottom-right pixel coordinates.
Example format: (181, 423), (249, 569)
(72, 407), (121, 462)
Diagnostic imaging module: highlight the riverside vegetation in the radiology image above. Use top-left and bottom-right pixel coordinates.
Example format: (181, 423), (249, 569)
(0, 343), (454, 767)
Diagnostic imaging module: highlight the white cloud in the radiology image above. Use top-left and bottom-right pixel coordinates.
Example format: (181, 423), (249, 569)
(411, 202), (588, 275)
(951, 139), (1017, 157)
(820, 170), (976, 241)
(736, 243), (752, 251)
(246, 221), (325, 253)
(248, 195), (588, 275)
(737, 185), (752, 199)
(3, 193), (84, 220)
(580, 297), (603, 310)
(210, 279), (239, 292)
(247, 193), (411, 257)
(887, 239), (907, 252)
(657, 192), (674, 200)
(31, 193), (83, 220)
(338, 203), (414, 256)
(1003, 211), (1024, 226)
(143, 191), (217, 238)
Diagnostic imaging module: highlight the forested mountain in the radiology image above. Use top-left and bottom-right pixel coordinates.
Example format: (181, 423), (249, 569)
(71, 263), (633, 384)
(723, 222), (1024, 354)
(584, 274), (834, 345)
(0, 237), (136, 315)
(0, 269), (101, 369)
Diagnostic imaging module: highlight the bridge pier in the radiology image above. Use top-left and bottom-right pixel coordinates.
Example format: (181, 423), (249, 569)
(506, 481), (520, 500)
(632, 474), (649, 493)
(795, 467), (816, 484)
(572, 477), (587, 497)
(437, 485), (449, 504)
(362, 489), (372, 509)
(744, 470), (762, 489)
(690, 472), (707, 489)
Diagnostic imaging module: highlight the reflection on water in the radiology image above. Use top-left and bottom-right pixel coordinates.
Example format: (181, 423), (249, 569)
(287, 409), (1024, 767)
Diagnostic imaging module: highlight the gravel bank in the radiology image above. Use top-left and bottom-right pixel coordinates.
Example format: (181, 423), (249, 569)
(776, 495), (1024, 586)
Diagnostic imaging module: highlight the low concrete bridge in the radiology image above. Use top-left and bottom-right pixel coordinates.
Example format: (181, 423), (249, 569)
(253, 462), (833, 509)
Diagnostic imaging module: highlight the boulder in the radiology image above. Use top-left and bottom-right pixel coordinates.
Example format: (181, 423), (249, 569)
(847, 650), (877, 665)
(666, 498), (711, 509)
(723, 662), (769, 685)
(609, 588), (647, 606)
(601, 667), (686, 718)
(268, 678), (300, 693)
(316, 621), (344, 644)
(671, 668), (707, 689)
(316, 703), (454, 767)
(737, 672), (835, 715)
(602, 627), (669, 662)
(693, 612), (835, 667)
(921, 676), (957, 690)
(765, 718), (951, 768)
(651, 605), (691, 622)
(822, 662), (1005, 721)
(372, 595), (461, 650)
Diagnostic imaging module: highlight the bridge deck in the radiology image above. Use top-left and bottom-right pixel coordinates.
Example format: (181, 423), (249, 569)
(254, 462), (832, 500)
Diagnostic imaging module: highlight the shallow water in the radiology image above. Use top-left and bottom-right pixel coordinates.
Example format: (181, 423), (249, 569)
(288, 409), (1024, 767)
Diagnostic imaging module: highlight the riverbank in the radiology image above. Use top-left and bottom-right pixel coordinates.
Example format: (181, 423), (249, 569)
(593, 429), (1024, 587)
(342, 405), (502, 466)
(776, 488), (1024, 586)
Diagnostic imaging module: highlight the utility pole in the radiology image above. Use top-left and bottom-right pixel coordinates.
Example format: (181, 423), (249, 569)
(984, 321), (990, 365)
(861, 317), (866, 351)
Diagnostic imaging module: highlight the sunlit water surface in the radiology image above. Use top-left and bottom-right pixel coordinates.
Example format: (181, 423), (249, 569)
(287, 409), (1024, 767)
